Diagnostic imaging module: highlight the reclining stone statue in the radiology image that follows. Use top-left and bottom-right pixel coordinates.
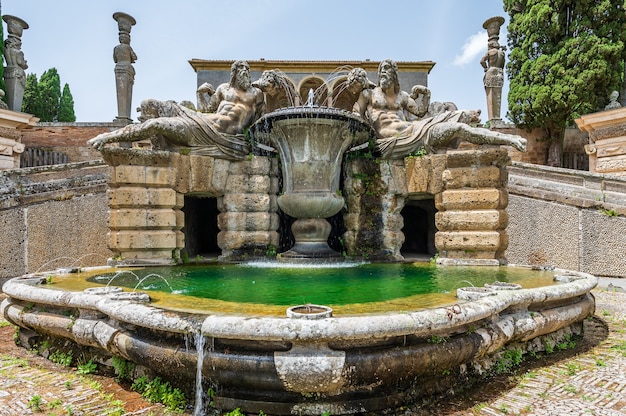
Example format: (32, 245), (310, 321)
(88, 60), (264, 160)
(349, 60), (526, 158)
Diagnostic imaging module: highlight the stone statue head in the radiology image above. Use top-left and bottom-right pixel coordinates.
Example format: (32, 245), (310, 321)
(230, 60), (251, 90)
(488, 40), (500, 50)
(118, 33), (131, 45)
(378, 59), (400, 94)
(346, 68), (375, 95)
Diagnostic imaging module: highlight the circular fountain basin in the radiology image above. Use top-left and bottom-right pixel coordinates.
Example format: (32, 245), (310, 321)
(1, 264), (597, 415)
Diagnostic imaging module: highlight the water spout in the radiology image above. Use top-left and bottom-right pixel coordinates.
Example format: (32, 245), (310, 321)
(193, 331), (206, 416)
(306, 88), (315, 107)
(132, 273), (174, 292)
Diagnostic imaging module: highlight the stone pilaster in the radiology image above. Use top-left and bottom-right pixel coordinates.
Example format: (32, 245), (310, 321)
(217, 156), (279, 260)
(434, 148), (510, 265)
(104, 149), (179, 265)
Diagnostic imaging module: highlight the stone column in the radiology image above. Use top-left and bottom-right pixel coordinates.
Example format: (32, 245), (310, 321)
(104, 150), (180, 265)
(217, 157), (280, 260)
(112, 12), (137, 124)
(343, 158), (407, 261)
(434, 148), (510, 266)
(481, 16), (506, 123)
(3, 15), (29, 112)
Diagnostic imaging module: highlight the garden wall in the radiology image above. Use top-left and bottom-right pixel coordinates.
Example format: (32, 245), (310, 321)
(0, 161), (111, 284)
(506, 162), (626, 277)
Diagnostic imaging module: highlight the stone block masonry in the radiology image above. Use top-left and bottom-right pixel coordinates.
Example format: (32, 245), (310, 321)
(216, 156), (280, 259)
(102, 148), (280, 264)
(102, 148), (512, 265)
(404, 148), (510, 265)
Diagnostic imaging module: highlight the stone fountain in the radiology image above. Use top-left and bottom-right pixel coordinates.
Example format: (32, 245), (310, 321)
(1, 59), (595, 416)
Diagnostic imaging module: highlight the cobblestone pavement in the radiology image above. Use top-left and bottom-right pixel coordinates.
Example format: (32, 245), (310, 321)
(416, 288), (626, 416)
(1, 288), (626, 415)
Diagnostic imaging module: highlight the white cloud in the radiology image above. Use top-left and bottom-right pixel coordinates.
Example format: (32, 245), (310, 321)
(453, 31), (488, 67)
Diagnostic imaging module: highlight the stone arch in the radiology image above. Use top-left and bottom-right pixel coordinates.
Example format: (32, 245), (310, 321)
(299, 76), (329, 106)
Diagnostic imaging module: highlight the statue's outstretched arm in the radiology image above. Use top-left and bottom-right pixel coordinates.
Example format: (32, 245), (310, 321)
(428, 122), (527, 152)
(87, 118), (185, 150)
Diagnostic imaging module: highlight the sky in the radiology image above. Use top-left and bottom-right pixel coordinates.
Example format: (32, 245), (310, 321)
(4, 0), (510, 123)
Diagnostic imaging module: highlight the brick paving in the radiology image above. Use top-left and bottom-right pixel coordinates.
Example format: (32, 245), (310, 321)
(1, 288), (626, 415)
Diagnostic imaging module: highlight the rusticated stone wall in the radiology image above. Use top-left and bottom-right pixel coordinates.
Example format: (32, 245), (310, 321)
(343, 158), (407, 261)
(101, 147), (511, 265)
(217, 157), (280, 259)
(2, 147), (623, 277)
(405, 148), (510, 265)
(102, 148), (279, 264)
(337, 148), (510, 264)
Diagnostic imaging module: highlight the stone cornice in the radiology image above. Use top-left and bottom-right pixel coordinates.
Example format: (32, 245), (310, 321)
(575, 107), (626, 132)
(189, 59), (436, 74)
(0, 109), (39, 129)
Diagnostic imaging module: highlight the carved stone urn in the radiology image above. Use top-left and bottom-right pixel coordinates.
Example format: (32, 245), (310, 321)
(252, 107), (373, 260)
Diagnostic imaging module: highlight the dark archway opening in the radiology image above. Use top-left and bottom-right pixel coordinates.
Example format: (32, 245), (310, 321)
(401, 199), (437, 258)
(182, 196), (220, 258)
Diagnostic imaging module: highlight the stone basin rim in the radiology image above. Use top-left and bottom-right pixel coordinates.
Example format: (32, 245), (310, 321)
(1, 266), (598, 343)
(251, 105), (375, 134)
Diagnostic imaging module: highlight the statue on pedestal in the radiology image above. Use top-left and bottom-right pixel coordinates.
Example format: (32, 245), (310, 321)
(480, 16), (506, 122)
(2, 15), (29, 112)
(113, 12), (137, 123)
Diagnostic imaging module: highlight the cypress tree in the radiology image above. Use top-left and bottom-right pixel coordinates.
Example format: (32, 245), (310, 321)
(38, 67), (61, 121)
(21, 73), (40, 115)
(22, 68), (76, 121)
(57, 83), (76, 122)
(504, 0), (626, 166)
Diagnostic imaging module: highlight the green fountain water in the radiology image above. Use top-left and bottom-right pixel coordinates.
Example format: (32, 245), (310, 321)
(50, 262), (557, 316)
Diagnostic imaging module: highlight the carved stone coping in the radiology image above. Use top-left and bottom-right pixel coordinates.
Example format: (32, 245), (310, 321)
(0, 109), (39, 129)
(575, 107), (626, 133)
